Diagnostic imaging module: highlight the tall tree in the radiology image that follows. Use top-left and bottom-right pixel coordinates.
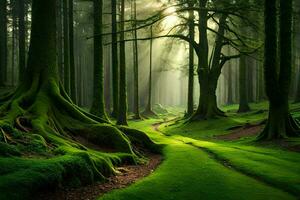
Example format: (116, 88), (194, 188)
(258, 0), (300, 140)
(0, 0), (150, 163)
(69, 0), (76, 102)
(18, 0), (26, 83)
(187, 0), (195, 116)
(238, 55), (250, 112)
(117, 0), (128, 125)
(63, 0), (70, 94)
(132, 0), (142, 119)
(90, 0), (108, 120)
(143, 25), (157, 117)
(111, 0), (119, 118)
(0, 0), (7, 86)
(57, 0), (64, 82)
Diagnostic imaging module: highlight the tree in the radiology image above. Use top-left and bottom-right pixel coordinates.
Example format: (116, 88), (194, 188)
(63, 0), (70, 94)
(257, 0), (300, 140)
(0, 0), (7, 86)
(238, 55), (251, 113)
(111, 0), (119, 118)
(0, 0), (154, 169)
(186, 0), (195, 117)
(90, 0), (109, 120)
(69, 0), (76, 102)
(18, 0), (26, 83)
(117, 0), (128, 125)
(142, 25), (157, 117)
(132, 0), (142, 120)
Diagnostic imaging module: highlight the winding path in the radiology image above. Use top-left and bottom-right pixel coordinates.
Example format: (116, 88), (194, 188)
(99, 121), (296, 200)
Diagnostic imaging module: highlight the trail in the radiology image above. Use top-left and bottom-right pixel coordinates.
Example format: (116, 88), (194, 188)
(99, 121), (296, 200)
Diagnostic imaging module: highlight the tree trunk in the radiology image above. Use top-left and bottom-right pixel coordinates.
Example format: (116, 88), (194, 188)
(57, 0), (64, 83)
(238, 55), (251, 113)
(187, 1), (195, 117)
(18, 0), (26, 83)
(258, 0), (299, 140)
(63, 0), (70, 94)
(111, 0), (119, 118)
(69, 0), (76, 102)
(227, 62), (234, 104)
(0, 0), (7, 86)
(192, 10), (226, 120)
(90, 0), (108, 120)
(117, 0), (128, 125)
(132, 0), (141, 119)
(0, 0), (156, 174)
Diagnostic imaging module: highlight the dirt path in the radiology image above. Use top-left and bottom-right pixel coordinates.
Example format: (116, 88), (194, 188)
(216, 124), (263, 141)
(36, 154), (162, 200)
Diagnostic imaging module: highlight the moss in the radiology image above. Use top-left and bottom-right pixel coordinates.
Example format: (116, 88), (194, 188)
(119, 126), (163, 154)
(0, 142), (21, 156)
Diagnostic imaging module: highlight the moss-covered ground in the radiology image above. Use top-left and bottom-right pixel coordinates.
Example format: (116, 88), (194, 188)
(99, 102), (300, 200)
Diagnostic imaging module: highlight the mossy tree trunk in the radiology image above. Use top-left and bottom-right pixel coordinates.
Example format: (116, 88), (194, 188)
(187, 0), (195, 117)
(117, 0), (128, 125)
(0, 0), (156, 168)
(0, 0), (7, 86)
(258, 0), (300, 140)
(90, 0), (109, 121)
(238, 55), (251, 113)
(111, 0), (119, 118)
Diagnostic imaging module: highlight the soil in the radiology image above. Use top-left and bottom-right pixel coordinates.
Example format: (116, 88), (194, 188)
(36, 153), (162, 200)
(216, 124), (263, 141)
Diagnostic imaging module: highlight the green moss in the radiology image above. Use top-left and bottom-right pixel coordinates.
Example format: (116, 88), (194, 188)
(0, 142), (21, 156)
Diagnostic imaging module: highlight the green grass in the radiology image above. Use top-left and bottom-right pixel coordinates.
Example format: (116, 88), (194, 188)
(99, 119), (296, 200)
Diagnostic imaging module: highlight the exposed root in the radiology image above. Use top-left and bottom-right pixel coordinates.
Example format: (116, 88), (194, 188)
(0, 81), (157, 189)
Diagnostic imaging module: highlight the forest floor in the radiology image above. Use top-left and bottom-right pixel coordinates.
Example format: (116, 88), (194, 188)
(1, 102), (300, 200)
(99, 102), (300, 200)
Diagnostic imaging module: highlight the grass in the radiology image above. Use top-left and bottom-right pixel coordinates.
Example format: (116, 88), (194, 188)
(99, 119), (295, 200)
(99, 102), (300, 200)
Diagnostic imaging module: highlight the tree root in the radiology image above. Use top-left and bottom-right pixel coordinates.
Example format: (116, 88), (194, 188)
(0, 81), (157, 181)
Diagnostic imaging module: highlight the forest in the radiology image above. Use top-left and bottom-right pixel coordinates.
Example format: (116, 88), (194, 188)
(0, 0), (300, 199)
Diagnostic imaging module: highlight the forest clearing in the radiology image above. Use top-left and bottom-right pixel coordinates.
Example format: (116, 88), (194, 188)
(0, 0), (300, 199)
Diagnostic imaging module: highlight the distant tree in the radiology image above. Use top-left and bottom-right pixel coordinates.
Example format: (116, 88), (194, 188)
(0, 0), (7, 86)
(111, 0), (119, 118)
(132, 0), (142, 119)
(18, 0), (26, 83)
(117, 0), (128, 125)
(69, 0), (76, 102)
(143, 25), (157, 117)
(238, 55), (250, 113)
(258, 0), (300, 140)
(90, 0), (109, 120)
(186, 0), (195, 117)
(63, 0), (70, 94)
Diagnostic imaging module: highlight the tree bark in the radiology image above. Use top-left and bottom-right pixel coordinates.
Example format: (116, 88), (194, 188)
(191, 9), (226, 120)
(258, 0), (300, 140)
(111, 0), (119, 118)
(63, 0), (70, 94)
(0, 0), (7, 86)
(238, 55), (251, 113)
(69, 0), (76, 102)
(132, 0), (141, 119)
(90, 0), (108, 120)
(117, 0), (128, 125)
(187, 1), (195, 117)
(18, 0), (26, 83)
